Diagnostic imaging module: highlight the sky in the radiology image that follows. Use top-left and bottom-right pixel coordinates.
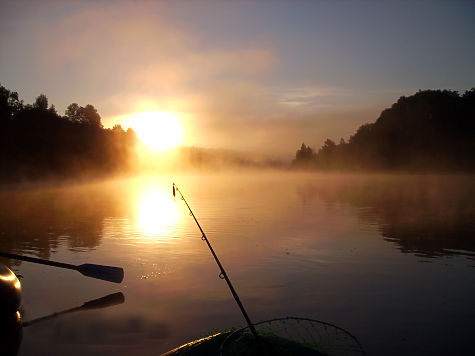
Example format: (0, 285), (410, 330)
(1, 1), (474, 159)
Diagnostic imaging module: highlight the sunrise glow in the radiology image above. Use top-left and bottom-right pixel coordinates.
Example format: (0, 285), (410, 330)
(129, 111), (182, 151)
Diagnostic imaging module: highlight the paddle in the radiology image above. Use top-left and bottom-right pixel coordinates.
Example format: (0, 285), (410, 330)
(22, 292), (125, 327)
(0, 251), (124, 284)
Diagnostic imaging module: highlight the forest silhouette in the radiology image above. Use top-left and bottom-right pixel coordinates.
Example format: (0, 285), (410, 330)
(0, 84), (283, 180)
(2, 85), (475, 180)
(0, 84), (138, 183)
(293, 89), (475, 172)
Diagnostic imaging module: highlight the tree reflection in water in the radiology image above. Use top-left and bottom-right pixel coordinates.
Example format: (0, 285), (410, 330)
(0, 182), (122, 262)
(296, 174), (475, 261)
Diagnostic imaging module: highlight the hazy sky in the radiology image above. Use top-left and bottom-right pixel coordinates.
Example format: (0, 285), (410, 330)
(1, 1), (474, 158)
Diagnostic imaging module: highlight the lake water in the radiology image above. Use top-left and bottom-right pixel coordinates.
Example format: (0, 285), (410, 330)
(1, 173), (474, 356)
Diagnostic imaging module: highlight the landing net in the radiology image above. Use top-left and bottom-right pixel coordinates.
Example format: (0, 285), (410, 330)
(220, 317), (366, 356)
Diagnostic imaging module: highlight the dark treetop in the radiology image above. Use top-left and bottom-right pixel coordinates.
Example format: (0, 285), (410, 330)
(293, 89), (475, 172)
(0, 84), (138, 183)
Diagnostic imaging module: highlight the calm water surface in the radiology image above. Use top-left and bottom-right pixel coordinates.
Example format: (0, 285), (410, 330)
(1, 173), (474, 356)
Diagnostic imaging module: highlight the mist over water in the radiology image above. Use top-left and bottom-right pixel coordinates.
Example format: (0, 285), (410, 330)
(1, 172), (474, 355)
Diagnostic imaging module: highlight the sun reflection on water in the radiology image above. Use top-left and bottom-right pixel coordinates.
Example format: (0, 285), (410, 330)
(137, 187), (179, 239)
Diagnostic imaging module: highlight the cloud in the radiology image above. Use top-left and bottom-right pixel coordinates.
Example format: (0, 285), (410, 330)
(264, 86), (350, 110)
(40, 4), (187, 67)
(27, 3), (276, 117)
(2, 2), (380, 159)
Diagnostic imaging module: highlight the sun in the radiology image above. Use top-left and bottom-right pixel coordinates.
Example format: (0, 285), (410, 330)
(130, 111), (182, 150)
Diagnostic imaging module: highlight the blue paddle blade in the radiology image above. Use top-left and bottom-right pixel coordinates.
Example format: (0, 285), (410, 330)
(76, 264), (124, 283)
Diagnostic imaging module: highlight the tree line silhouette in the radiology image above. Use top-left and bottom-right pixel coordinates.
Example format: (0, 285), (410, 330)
(293, 89), (475, 172)
(0, 84), (138, 182)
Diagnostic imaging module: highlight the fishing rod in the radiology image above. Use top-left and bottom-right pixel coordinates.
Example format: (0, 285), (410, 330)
(172, 183), (262, 348)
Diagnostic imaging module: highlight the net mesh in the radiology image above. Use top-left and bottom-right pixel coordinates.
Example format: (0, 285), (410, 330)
(220, 317), (365, 356)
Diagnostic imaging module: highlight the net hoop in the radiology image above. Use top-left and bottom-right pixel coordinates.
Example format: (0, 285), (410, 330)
(219, 316), (366, 356)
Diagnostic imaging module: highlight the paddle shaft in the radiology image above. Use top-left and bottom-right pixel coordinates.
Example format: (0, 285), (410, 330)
(173, 184), (262, 348)
(23, 292), (125, 327)
(22, 305), (81, 327)
(0, 251), (124, 283)
(0, 251), (76, 270)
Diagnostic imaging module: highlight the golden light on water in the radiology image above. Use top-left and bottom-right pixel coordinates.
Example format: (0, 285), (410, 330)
(129, 111), (182, 150)
(137, 188), (179, 237)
